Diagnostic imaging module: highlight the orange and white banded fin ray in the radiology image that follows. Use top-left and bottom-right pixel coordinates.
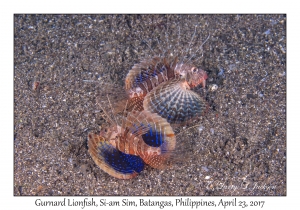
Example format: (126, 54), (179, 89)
(149, 121), (203, 170)
(125, 95), (145, 112)
(88, 133), (144, 179)
(108, 110), (176, 169)
(163, 132), (197, 169)
(95, 84), (132, 129)
(143, 125), (197, 170)
(143, 78), (208, 124)
(95, 80), (130, 117)
(125, 57), (178, 94)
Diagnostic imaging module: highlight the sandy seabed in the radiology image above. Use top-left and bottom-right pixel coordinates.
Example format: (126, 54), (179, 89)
(14, 14), (286, 196)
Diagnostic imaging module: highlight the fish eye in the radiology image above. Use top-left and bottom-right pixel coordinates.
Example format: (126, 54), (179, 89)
(192, 68), (198, 73)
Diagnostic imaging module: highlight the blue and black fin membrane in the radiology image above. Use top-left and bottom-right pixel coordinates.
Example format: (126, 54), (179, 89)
(88, 133), (144, 179)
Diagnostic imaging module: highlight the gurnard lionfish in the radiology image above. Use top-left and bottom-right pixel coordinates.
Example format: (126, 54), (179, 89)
(88, 99), (176, 179)
(88, 24), (210, 179)
(125, 56), (208, 123)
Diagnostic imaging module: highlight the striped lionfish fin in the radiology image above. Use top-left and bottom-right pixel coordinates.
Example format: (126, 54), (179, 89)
(116, 110), (176, 169)
(88, 133), (144, 179)
(125, 56), (178, 95)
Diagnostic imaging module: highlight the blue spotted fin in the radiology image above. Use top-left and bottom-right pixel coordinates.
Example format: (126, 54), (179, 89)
(88, 133), (144, 179)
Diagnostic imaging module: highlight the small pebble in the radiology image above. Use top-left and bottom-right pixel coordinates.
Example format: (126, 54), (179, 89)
(62, 140), (69, 147)
(247, 94), (257, 99)
(279, 72), (285, 77)
(198, 125), (204, 133)
(218, 68), (225, 78)
(228, 64), (236, 72)
(210, 84), (218, 92)
(264, 29), (271, 35)
(79, 164), (88, 175)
